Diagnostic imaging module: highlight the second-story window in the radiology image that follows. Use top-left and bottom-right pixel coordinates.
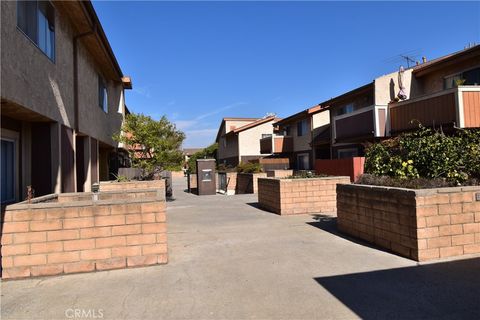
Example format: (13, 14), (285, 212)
(297, 119), (308, 136)
(98, 76), (108, 113)
(17, 0), (55, 61)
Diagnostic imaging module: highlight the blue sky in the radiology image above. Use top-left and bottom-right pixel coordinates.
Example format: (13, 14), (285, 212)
(93, 1), (480, 148)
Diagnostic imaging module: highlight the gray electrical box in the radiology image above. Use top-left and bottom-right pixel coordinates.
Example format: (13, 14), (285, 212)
(196, 159), (216, 195)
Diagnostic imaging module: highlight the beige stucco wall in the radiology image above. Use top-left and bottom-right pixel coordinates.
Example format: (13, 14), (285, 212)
(77, 44), (123, 146)
(1, 1), (75, 127)
(374, 69), (414, 105)
(312, 110), (330, 128)
(1, 1), (124, 148)
(292, 117), (311, 152)
(238, 120), (275, 157)
(217, 119), (255, 161)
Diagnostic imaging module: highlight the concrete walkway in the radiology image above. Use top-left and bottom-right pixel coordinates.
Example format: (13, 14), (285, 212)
(1, 177), (479, 319)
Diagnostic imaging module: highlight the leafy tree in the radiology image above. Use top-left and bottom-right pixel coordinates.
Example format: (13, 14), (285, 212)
(187, 143), (218, 172)
(115, 113), (185, 179)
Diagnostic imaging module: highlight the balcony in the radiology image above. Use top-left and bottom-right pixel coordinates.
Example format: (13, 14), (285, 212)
(333, 105), (387, 142)
(389, 86), (480, 133)
(260, 135), (293, 154)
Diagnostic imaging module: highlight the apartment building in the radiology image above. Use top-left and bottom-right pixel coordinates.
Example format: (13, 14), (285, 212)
(389, 45), (480, 133)
(1, 0), (132, 203)
(271, 106), (330, 170)
(216, 116), (279, 166)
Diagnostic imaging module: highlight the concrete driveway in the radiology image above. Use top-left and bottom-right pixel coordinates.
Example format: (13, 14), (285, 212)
(1, 177), (479, 319)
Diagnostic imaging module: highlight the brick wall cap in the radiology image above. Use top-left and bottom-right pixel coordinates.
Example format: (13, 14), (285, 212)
(340, 183), (480, 196)
(99, 180), (165, 186)
(260, 176), (350, 182)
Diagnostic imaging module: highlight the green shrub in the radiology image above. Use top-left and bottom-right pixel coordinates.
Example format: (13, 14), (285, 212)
(236, 162), (263, 173)
(364, 126), (480, 185)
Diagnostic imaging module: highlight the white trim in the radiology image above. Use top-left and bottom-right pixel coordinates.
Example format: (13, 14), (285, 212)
(455, 89), (464, 128)
(374, 105), (388, 137)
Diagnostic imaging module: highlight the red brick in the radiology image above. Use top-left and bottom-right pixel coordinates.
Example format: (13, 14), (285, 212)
(142, 223), (166, 234)
(475, 213), (480, 223)
(452, 234), (475, 246)
(31, 265), (64, 277)
(156, 233), (167, 243)
(47, 230), (79, 241)
(418, 248), (440, 261)
(1, 234), (13, 245)
(110, 204), (127, 215)
(464, 243), (480, 254)
(3, 222), (29, 233)
(1, 244), (30, 256)
(417, 227), (439, 239)
(80, 248), (111, 260)
(427, 236), (451, 249)
(463, 202), (480, 213)
(14, 254), (46, 266)
(449, 192), (473, 203)
(126, 234), (156, 245)
(2, 267), (31, 279)
(95, 235), (126, 248)
(78, 207), (94, 217)
(125, 214), (141, 224)
(47, 252), (80, 264)
(30, 220), (62, 231)
(463, 223), (480, 234)
(155, 212), (166, 222)
(438, 225), (463, 236)
(64, 261), (95, 274)
(141, 203), (158, 213)
(157, 253), (168, 264)
(45, 208), (65, 219)
(64, 239), (95, 251)
(127, 255), (158, 267)
(142, 243), (167, 255)
(438, 204), (462, 215)
(141, 213), (156, 223)
(112, 224), (141, 236)
(64, 207), (79, 218)
(95, 215), (124, 227)
(80, 227), (111, 238)
(112, 246), (142, 257)
(439, 246), (464, 258)
(126, 203), (141, 214)
(63, 217), (94, 229)
(451, 213), (474, 224)
(14, 232), (46, 244)
(31, 241), (63, 254)
(426, 215), (450, 227)
(96, 257), (126, 270)
(417, 206), (438, 217)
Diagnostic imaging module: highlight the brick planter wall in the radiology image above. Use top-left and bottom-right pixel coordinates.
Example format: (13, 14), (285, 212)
(258, 176), (351, 215)
(99, 179), (165, 192)
(236, 173), (268, 194)
(337, 184), (480, 261)
(266, 170), (293, 178)
(1, 189), (167, 279)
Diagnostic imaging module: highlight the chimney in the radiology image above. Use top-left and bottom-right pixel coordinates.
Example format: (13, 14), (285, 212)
(422, 56), (427, 63)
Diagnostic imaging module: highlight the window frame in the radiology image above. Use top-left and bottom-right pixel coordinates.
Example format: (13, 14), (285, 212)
(98, 75), (109, 113)
(337, 148), (358, 159)
(443, 65), (480, 89)
(297, 119), (308, 137)
(16, 0), (56, 62)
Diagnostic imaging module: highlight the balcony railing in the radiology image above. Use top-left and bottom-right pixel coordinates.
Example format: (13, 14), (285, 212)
(389, 86), (480, 133)
(260, 136), (293, 154)
(333, 105), (387, 142)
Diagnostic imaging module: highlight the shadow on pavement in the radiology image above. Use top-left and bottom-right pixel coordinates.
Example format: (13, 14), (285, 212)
(314, 257), (480, 320)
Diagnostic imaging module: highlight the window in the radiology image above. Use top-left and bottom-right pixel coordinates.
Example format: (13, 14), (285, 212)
(17, 0), (55, 61)
(444, 67), (480, 89)
(297, 154), (310, 170)
(284, 126), (291, 136)
(1, 139), (16, 204)
(98, 76), (108, 112)
(297, 119), (308, 136)
(337, 148), (358, 159)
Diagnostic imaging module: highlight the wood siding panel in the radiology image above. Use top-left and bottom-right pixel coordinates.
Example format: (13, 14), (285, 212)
(335, 110), (374, 140)
(390, 92), (456, 133)
(463, 91), (480, 128)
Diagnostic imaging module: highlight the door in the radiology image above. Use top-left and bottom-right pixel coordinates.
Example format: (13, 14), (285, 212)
(1, 139), (16, 204)
(297, 153), (310, 170)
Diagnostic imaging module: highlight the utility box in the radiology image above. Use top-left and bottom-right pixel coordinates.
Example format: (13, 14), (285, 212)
(196, 159), (216, 195)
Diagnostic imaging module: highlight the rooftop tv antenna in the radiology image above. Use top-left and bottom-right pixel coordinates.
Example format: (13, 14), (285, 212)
(400, 55), (417, 68)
